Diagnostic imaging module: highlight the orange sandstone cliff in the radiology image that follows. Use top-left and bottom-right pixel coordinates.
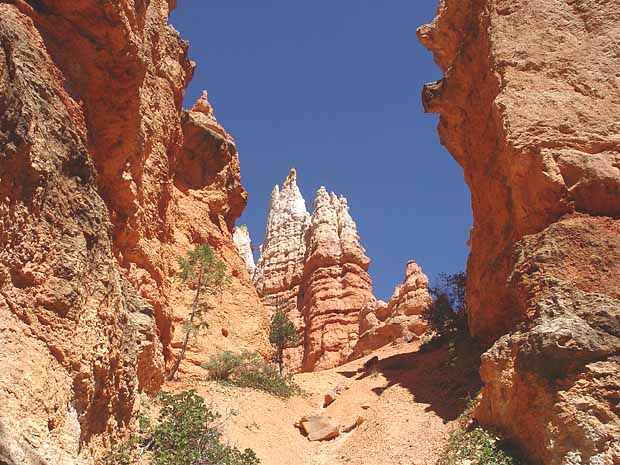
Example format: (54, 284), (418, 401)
(0, 1), (267, 463)
(420, 1), (620, 464)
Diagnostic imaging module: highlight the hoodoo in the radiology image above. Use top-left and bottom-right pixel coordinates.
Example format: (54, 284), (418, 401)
(253, 170), (376, 371)
(352, 260), (432, 360)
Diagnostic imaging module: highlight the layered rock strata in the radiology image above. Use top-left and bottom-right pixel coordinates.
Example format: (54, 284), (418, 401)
(254, 170), (374, 371)
(420, 1), (620, 463)
(352, 261), (432, 359)
(0, 2), (267, 463)
(300, 188), (374, 371)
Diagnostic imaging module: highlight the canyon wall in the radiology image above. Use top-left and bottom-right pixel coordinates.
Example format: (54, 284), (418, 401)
(0, 2), (267, 463)
(254, 170), (375, 371)
(420, 1), (620, 464)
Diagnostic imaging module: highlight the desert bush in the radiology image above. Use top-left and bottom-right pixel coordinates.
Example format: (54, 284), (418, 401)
(438, 398), (521, 465)
(203, 350), (301, 398)
(100, 390), (259, 465)
(439, 427), (519, 465)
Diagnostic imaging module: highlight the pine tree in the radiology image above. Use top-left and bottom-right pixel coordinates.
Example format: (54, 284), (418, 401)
(168, 244), (230, 381)
(268, 301), (299, 376)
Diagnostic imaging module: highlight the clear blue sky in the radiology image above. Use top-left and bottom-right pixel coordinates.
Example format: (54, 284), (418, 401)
(170, 2), (472, 301)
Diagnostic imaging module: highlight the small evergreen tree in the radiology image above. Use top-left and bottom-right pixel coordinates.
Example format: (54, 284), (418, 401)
(427, 271), (468, 334)
(168, 244), (230, 381)
(268, 302), (299, 375)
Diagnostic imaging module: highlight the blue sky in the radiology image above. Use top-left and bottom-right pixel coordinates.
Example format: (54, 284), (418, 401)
(170, 2), (472, 301)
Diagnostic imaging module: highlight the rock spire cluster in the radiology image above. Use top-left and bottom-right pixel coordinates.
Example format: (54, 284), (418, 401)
(246, 170), (432, 372)
(252, 169), (377, 371)
(352, 261), (432, 359)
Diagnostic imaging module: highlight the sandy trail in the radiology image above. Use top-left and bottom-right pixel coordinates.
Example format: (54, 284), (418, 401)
(169, 339), (480, 465)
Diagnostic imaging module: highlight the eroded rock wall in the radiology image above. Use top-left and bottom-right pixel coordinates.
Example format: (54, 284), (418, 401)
(420, 1), (620, 463)
(0, 2), (268, 462)
(0, 4), (162, 462)
(168, 94), (270, 373)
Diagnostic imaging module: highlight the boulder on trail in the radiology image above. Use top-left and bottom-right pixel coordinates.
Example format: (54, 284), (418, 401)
(299, 415), (340, 441)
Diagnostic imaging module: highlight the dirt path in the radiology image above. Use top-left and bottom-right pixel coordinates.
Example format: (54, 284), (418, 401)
(170, 338), (480, 465)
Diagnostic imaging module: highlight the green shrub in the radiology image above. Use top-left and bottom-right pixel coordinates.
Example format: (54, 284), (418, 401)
(203, 350), (301, 398)
(439, 427), (519, 465)
(203, 350), (244, 380)
(101, 439), (136, 465)
(438, 398), (520, 465)
(100, 390), (259, 465)
(426, 272), (468, 335)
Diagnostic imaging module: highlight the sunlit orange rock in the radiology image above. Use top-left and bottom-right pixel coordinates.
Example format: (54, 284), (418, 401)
(420, 1), (620, 463)
(0, 2), (268, 462)
(352, 261), (431, 359)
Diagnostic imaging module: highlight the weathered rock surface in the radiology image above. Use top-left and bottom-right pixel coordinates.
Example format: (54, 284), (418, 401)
(0, 1), (268, 463)
(300, 188), (374, 371)
(298, 415), (340, 441)
(420, 1), (620, 463)
(352, 261), (431, 359)
(233, 225), (256, 276)
(0, 4), (162, 462)
(168, 94), (270, 373)
(254, 170), (374, 371)
(254, 169), (311, 368)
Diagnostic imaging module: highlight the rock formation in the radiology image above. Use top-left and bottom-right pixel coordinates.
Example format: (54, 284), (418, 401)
(254, 169), (311, 368)
(170, 93), (270, 371)
(254, 170), (374, 371)
(0, 2), (268, 463)
(420, 1), (620, 463)
(300, 188), (374, 371)
(352, 261), (432, 359)
(233, 225), (256, 276)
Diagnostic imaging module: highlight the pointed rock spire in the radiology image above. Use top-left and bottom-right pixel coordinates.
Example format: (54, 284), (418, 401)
(233, 225), (256, 276)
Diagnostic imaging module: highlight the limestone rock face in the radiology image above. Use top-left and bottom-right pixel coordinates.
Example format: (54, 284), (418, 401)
(233, 225), (256, 276)
(352, 261), (431, 359)
(0, 2), (268, 462)
(420, 1), (620, 463)
(254, 171), (374, 371)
